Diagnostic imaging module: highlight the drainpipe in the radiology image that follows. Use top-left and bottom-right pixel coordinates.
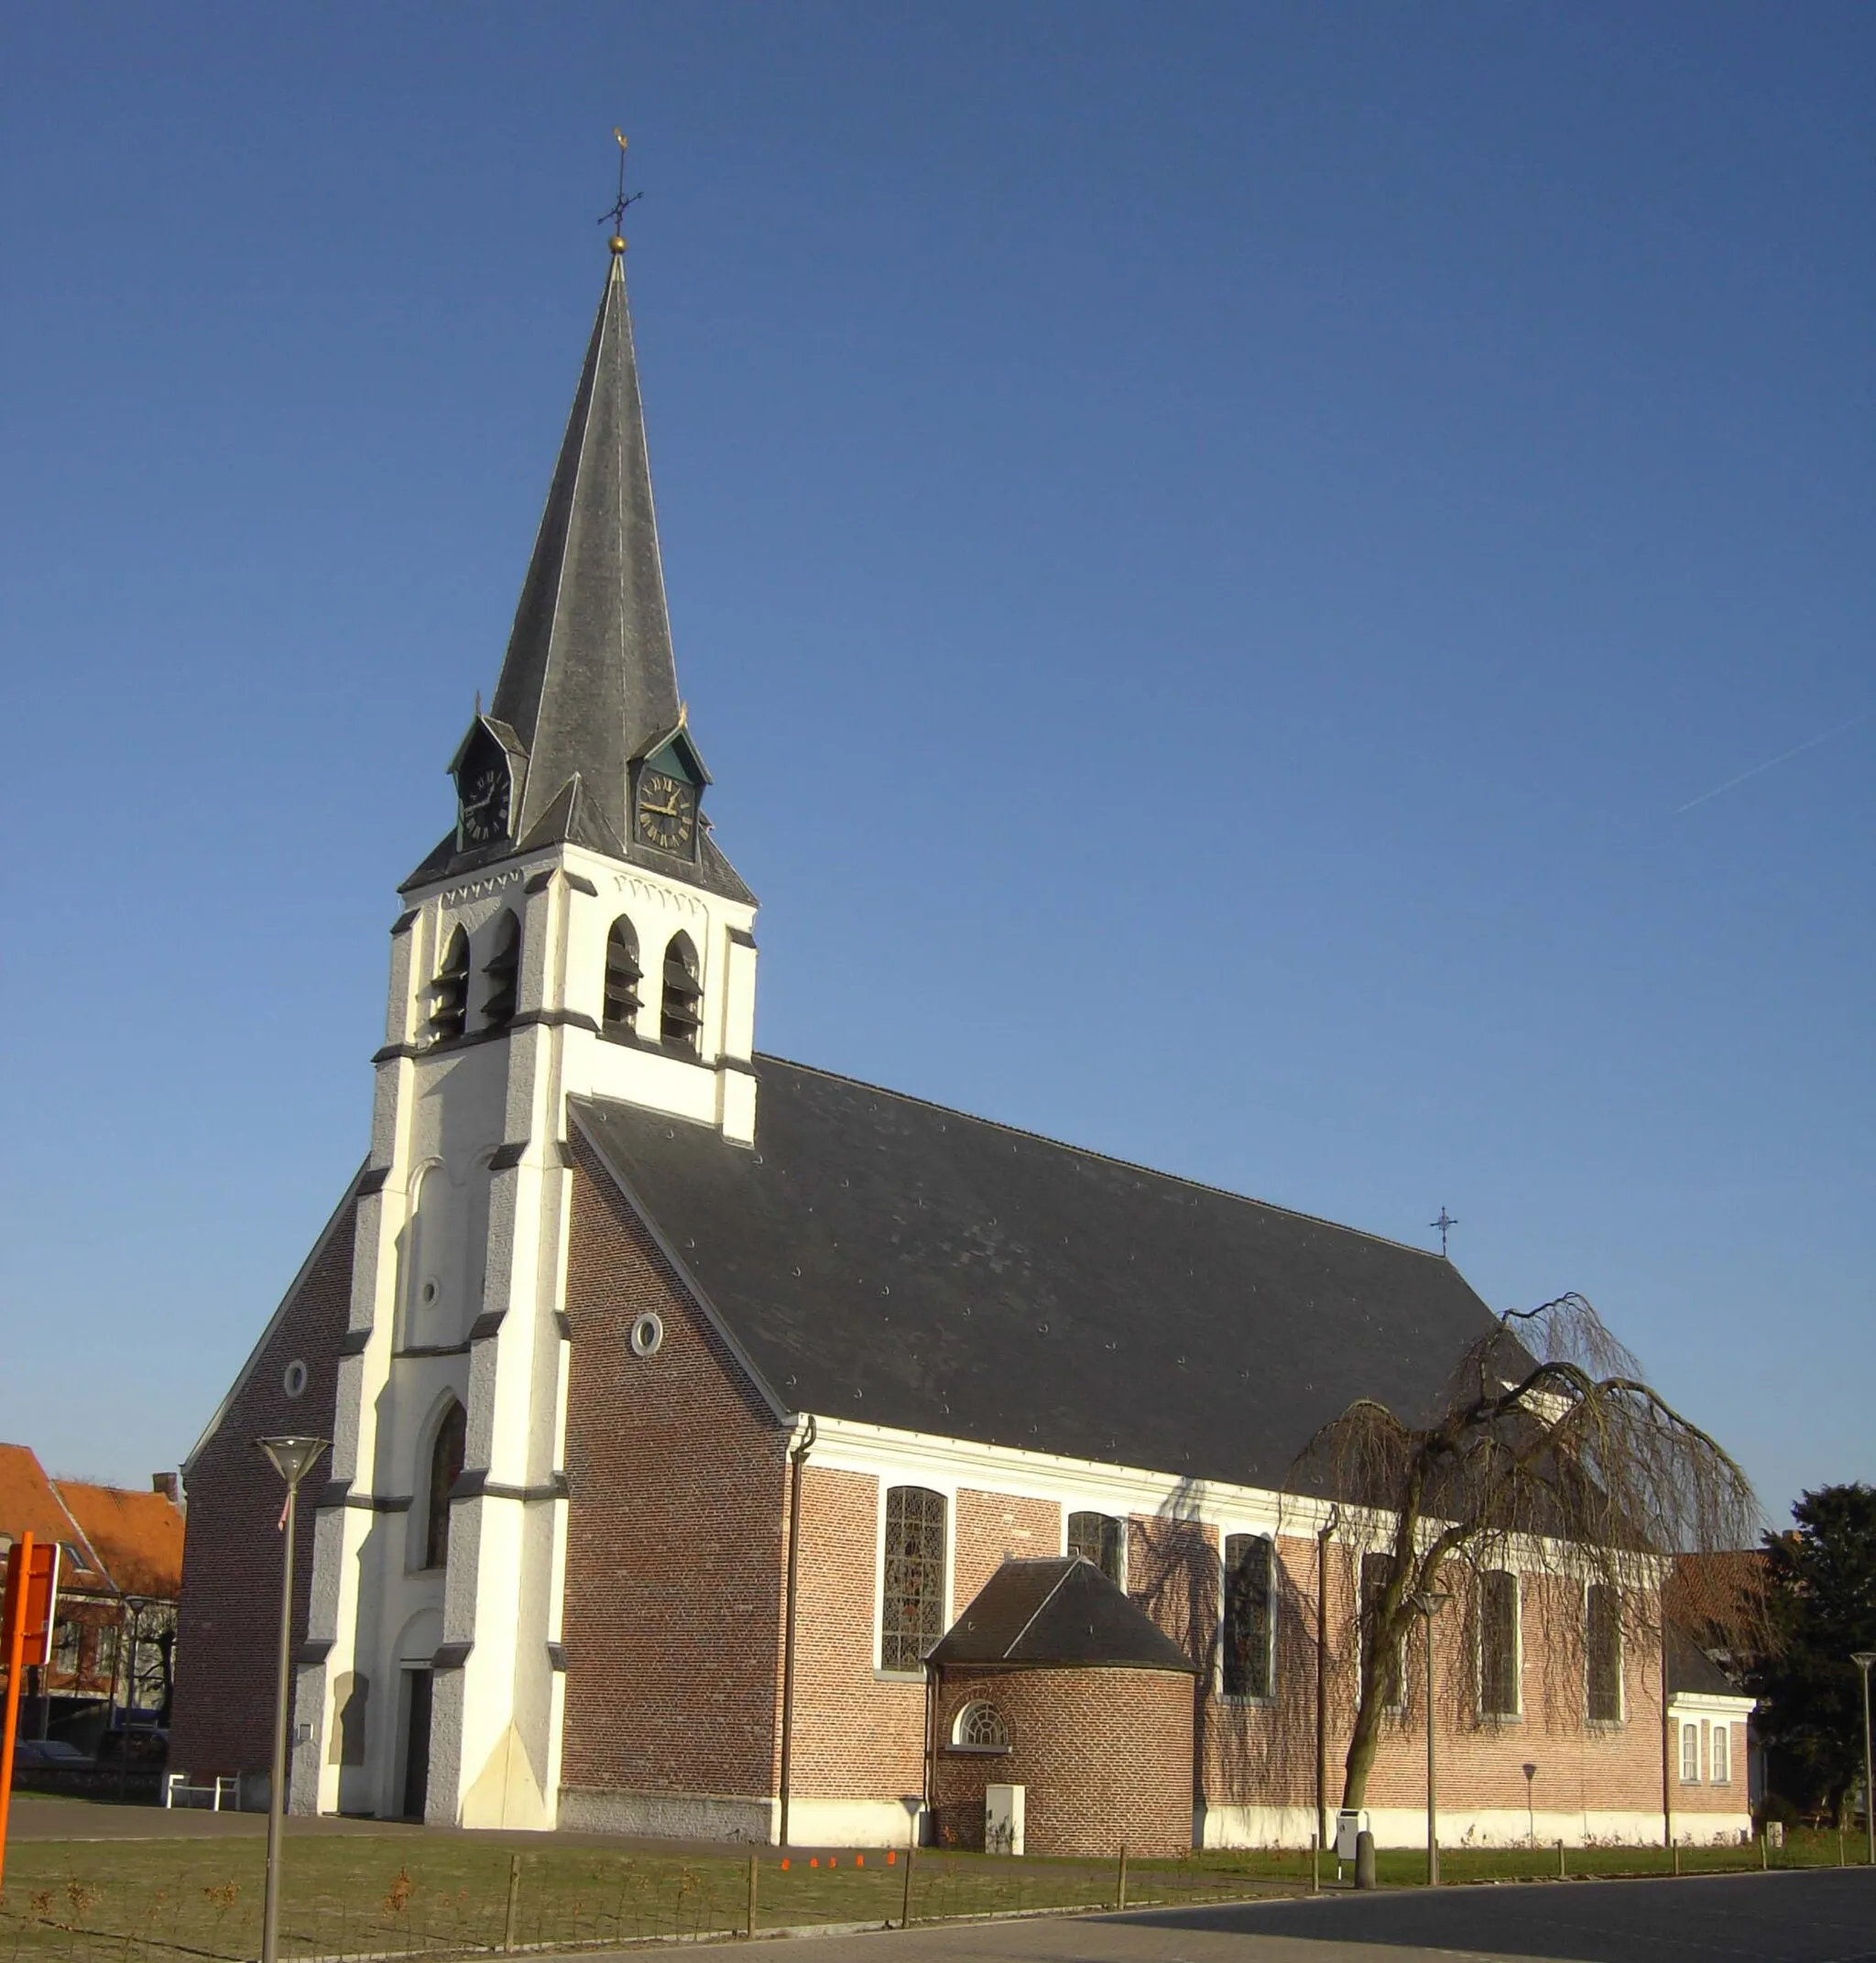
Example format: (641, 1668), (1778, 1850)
(778, 1414), (816, 1849)
(1315, 1505), (1341, 1852)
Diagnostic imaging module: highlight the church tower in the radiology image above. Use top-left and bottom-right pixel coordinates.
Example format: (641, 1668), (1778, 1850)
(297, 238), (758, 1827)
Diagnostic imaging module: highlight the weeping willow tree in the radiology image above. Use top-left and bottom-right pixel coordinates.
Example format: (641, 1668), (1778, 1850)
(1288, 1293), (1761, 1813)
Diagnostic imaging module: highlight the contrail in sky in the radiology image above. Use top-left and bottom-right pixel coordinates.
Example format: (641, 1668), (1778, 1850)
(1674, 711), (1869, 815)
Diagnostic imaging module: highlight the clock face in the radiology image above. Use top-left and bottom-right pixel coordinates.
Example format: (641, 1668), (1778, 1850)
(636, 768), (697, 852)
(458, 763), (509, 845)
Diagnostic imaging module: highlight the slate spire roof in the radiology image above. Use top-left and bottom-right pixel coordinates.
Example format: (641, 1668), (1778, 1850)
(404, 248), (751, 901)
(929, 1558), (1197, 1674)
(493, 245), (681, 850)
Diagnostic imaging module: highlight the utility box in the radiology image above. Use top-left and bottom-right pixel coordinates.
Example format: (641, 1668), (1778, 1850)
(985, 1783), (1026, 1856)
(1336, 1809), (1369, 1863)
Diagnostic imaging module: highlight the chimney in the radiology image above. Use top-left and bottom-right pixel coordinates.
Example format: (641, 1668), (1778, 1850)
(152, 1473), (179, 1503)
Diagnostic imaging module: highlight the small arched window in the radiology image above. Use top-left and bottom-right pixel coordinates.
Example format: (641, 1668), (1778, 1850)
(951, 1701), (1010, 1750)
(603, 917), (641, 1035)
(1068, 1511), (1124, 1586)
(482, 911), (520, 1031)
(423, 1401), (466, 1570)
(429, 927), (470, 1042)
(660, 932), (702, 1052)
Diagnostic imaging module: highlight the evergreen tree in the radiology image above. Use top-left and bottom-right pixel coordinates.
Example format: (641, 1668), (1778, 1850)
(1751, 1484), (1876, 1821)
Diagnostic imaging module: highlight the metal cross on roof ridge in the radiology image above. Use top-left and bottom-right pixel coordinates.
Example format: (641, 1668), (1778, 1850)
(1431, 1206), (1457, 1257)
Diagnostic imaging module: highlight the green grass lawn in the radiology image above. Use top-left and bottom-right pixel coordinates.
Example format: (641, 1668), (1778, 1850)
(0, 1827), (1863, 1963)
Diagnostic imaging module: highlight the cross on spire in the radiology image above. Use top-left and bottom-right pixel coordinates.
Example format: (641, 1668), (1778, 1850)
(1431, 1206), (1458, 1258)
(601, 127), (642, 252)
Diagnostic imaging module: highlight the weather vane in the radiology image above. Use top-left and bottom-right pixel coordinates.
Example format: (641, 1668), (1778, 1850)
(1431, 1206), (1457, 1258)
(601, 128), (643, 251)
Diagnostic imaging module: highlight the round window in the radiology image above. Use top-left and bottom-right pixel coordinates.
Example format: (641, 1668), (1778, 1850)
(282, 1359), (310, 1400)
(628, 1311), (664, 1358)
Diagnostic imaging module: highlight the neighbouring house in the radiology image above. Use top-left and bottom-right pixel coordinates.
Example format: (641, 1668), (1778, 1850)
(0, 1444), (185, 1742)
(171, 236), (1755, 1851)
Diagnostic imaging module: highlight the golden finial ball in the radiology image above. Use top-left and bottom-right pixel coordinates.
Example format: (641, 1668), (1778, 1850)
(609, 234), (627, 254)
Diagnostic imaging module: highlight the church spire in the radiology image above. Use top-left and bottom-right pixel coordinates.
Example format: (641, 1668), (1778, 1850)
(486, 243), (682, 855)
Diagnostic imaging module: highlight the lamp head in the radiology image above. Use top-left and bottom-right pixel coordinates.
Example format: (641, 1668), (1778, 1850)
(1852, 1652), (1876, 1671)
(1412, 1589), (1453, 1617)
(1522, 1761), (1537, 1782)
(257, 1435), (331, 1488)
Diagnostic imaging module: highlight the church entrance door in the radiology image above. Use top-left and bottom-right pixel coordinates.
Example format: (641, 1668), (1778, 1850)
(400, 1668), (433, 1821)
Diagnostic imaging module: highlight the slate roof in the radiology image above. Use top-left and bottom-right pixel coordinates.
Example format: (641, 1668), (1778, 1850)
(1667, 1627), (1751, 1701)
(404, 251), (752, 906)
(929, 1557), (1196, 1674)
(571, 1056), (1508, 1491)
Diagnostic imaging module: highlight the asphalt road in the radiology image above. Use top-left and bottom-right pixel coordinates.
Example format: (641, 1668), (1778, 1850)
(769, 1870), (1874, 1963)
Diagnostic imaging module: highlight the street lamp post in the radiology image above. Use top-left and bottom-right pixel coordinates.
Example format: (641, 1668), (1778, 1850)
(258, 1436), (330, 1963)
(1412, 1590), (1451, 1886)
(1853, 1652), (1876, 1869)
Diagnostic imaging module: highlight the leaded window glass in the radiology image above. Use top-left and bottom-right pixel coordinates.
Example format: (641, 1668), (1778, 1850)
(1587, 1584), (1622, 1722)
(1222, 1533), (1274, 1698)
(881, 1486), (945, 1673)
(1360, 1551), (1403, 1709)
(1067, 1510), (1123, 1586)
(1479, 1570), (1520, 1717)
(952, 1701), (1010, 1750)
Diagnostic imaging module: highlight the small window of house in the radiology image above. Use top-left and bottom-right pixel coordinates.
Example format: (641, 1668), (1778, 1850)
(880, 1486), (945, 1674)
(430, 926), (470, 1042)
(1222, 1533), (1274, 1699)
(423, 1401), (467, 1571)
(603, 917), (641, 1034)
(1710, 1722), (1729, 1783)
(1680, 1719), (1701, 1783)
(1587, 1584), (1622, 1722)
(951, 1701), (1010, 1750)
(61, 1543), (92, 1575)
(1479, 1570), (1520, 1717)
(51, 1620), (82, 1676)
(1360, 1552), (1404, 1709)
(482, 911), (520, 1031)
(660, 932), (702, 1051)
(1067, 1511), (1123, 1587)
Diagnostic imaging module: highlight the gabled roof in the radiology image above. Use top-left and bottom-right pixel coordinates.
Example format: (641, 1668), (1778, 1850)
(0, 1444), (91, 1564)
(930, 1557), (1196, 1673)
(570, 1056), (1507, 1490)
(56, 1482), (184, 1600)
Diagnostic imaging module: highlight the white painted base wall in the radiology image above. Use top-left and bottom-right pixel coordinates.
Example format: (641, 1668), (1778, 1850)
(559, 1787), (778, 1843)
(1199, 1804), (1753, 1850)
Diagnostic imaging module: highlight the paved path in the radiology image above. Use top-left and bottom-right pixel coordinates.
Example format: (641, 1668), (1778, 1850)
(753, 1870), (1874, 1963)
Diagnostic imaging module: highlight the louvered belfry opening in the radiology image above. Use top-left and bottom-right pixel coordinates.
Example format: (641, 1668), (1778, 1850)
(660, 932), (702, 1052)
(603, 917), (641, 1033)
(482, 911), (521, 1031)
(429, 927), (471, 1042)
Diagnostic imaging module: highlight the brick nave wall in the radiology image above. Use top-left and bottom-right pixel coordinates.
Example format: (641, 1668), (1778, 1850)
(169, 1191), (357, 1780)
(558, 1140), (790, 1807)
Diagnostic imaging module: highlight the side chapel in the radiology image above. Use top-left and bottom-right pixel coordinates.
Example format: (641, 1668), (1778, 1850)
(172, 235), (1752, 1852)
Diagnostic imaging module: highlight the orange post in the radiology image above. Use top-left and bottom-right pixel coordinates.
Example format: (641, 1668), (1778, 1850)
(0, 1532), (38, 1895)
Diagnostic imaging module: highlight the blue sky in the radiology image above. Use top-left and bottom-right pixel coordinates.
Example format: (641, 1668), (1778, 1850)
(2, 5), (1869, 1522)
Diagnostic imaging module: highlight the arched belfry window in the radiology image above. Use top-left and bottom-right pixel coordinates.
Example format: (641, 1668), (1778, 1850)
(423, 1400), (466, 1571)
(660, 932), (702, 1052)
(429, 927), (470, 1043)
(482, 911), (520, 1031)
(603, 917), (641, 1035)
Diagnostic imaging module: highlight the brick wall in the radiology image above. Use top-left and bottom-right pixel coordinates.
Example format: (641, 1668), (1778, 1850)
(784, 1462), (924, 1806)
(559, 1141), (790, 1807)
(169, 1193), (356, 1779)
(931, 1667), (1193, 1858)
(954, 1490), (1061, 1609)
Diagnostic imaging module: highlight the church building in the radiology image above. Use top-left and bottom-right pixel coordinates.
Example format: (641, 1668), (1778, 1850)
(171, 237), (1752, 1853)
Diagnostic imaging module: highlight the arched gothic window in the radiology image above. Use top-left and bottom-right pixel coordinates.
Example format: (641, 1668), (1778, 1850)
(1067, 1511), (1124, 1586)
(423, 1401), (467, 1571)
(951, 1701), (1010, 1750)
(881, 1485), (945, 1673)
(481, 911), (520, 1031)
(1222, 1533), (1274, 1699)
(1586, 1584), (1622, 1722)
(660, 932), (702, 1052)
(429, 927), (470, 1042)
(1478, 1570), (1520, 1717)
(603, 917), (641, 1034)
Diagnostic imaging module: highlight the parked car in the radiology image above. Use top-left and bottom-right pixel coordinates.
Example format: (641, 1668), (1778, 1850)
(13, 1739), (93, 1769)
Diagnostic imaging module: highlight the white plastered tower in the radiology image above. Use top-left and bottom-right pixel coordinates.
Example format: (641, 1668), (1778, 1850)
(290, 240), (759, 1827)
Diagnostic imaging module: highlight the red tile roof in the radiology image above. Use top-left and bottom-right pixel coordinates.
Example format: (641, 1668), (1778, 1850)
(57, 1481), (183, 1599)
